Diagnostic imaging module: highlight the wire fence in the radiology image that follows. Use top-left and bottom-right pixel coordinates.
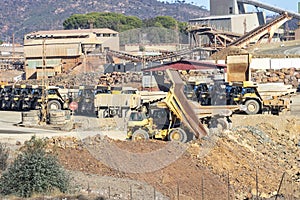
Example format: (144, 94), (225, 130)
(78, 171), (298, 200)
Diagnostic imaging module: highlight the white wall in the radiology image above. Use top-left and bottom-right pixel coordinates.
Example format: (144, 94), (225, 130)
(206, 57), (300, 70)
(250, 58), (300, 70)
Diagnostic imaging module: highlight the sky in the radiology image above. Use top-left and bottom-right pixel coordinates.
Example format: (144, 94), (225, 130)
(159, 0), (298, 13)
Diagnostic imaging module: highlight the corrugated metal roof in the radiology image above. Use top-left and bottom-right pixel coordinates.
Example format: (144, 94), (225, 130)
(26, 28), (118, 36)
(24, 37), (103, 46)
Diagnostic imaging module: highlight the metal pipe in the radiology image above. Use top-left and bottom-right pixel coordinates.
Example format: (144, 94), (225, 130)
(237, 0), (300, 20)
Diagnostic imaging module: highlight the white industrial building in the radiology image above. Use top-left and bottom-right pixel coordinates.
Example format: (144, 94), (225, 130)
(189, 12), (265, 35)
(189, 0), (266, 35)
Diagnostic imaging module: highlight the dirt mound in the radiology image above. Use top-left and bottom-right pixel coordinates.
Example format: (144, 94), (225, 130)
(45, 114), (300, 199)
(54, 137), (228, 200)
(198, 114), (300, 199)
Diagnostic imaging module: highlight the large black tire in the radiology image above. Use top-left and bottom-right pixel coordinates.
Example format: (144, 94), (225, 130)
(209, 117), (230, 131)
(244, 99), (260, 115)
(168, 128), (188, 143)
(49, 110), (66, 125)
(47, 100), (62, 110)
(22, 110), (40, 125)
(132, 129), (149, 141)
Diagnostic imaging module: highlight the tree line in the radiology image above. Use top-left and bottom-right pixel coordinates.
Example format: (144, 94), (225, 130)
(63, 12), (189, 44)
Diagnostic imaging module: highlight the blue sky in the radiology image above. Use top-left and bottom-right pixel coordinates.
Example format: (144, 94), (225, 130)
(159, 0), (298, 13)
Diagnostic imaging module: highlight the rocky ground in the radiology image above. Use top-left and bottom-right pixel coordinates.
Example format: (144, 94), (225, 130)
(58, 114), (300, 199)
(1, 113), (299, 200)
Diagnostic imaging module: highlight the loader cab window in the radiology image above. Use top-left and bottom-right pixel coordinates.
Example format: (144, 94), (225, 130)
(32, 89), (42, 96)
(242, 87), (256, 95)
(129, 112), (146, 121)
(48, 89), (58, 95)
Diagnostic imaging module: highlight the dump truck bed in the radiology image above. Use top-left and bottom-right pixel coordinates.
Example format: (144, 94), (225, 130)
(257, 83), (296, 100)
(94, 93), (141, 109)
(165, 69), (208, 139)
(189, 101), (241, 118)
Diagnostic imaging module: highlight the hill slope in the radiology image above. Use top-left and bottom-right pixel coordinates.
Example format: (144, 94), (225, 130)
(0, 0), (208, 43)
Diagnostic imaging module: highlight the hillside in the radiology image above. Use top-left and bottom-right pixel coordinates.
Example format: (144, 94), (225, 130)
(0, 0), (209, 43)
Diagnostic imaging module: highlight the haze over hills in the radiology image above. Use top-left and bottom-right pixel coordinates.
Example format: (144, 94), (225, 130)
(0, 0), (209, 43)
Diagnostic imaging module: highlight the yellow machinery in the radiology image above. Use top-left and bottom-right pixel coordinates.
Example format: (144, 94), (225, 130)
(231, 81), (263, 115)
(127, 69), (239, 142)
(75, 85), (95, 114)
(44, 86), (70, 110)
(227, 54), (293, 115)
(127, 108), (186, 142)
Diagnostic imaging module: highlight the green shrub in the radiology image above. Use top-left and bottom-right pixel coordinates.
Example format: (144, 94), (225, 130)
(0, 142), (9, 171)
(0, 136), (69, 198)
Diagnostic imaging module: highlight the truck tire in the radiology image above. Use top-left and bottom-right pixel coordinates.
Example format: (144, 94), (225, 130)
(48, 100), (62, 110)
(22, 110), (40, 125)
(168, 128), (188, 143)
(132, 129), (149, 141)
(209, 117), (230, 131)
(244, 99), (260, 115)
(49, 110), (66, 125)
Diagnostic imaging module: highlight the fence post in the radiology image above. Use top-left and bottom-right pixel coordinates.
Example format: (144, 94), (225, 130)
(275, 172), (286, 200)
(227, 172), (230, 200)
(256, 168), (259, 200)
(130, 185), (132, 200)
(201, 177), (204, 200)
(177, 183), (180, 200)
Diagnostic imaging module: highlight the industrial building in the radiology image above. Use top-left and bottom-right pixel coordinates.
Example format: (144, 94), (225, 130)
(0, 43), (24, 70)
(189, 12), (265, 35)
(189, 0), (266, 35)
(24, 28), (119, 79)
(189, 0), (300, 48)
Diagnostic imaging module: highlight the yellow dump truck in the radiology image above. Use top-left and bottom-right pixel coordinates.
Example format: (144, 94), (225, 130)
(127, 69), (240, 143)
(226, 54), (294, 115)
